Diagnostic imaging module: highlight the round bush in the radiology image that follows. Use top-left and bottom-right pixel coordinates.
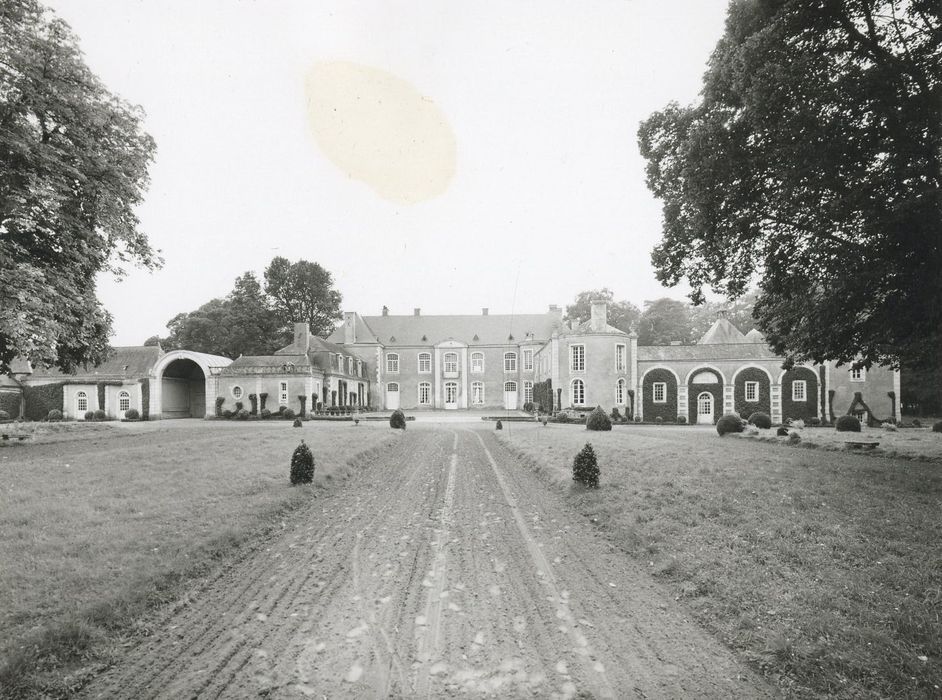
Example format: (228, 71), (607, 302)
(634, 415), (642, 423)
(610, 407), (621, 422)
(556, 412), (570, 424)
(236, 409), (250, 420)
(655, 416), (663, 424)
(586, 406), (612, 432)
(572, 442), (600, 488)
(911, 418), (921, 428)
(94, 409), (107, 421)
(292, 417), (302, 428)
(0, 410), (9, 421)
(278, 405), (287, 415)
(223, 409), (234, 419)
(47, 409), (63, 421)
(716, 414), (745, 436)
(84, 410), (96, 421)
(835, 415), (861, 432)
(390, 409), (406, 430)
(495, 420), (503, 430)
(932, 420), (942, 433)
(523, 402), (534, 413)
(748, 412), (772, 429)
(283, 408), (296, 420)
(808, 417), (821, 426)
(124, 408), (140, 420)
(676, 415), (687, 424)
(776, 426), (789, 436)
(260, 408), (272, 419)
(290, 440), (315, 485)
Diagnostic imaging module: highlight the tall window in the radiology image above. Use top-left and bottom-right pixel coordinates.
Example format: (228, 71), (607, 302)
(850, 367), (866, 381)
(615, 344), (626, 372)
(653, 382), (666, 403)
(570, 344), (585, 372)
(472, 381), (484, 404)
(792, 380), (807, 402)
(76, 391), (88, 413)
(471, 352), (484, 373)
(523, 381), (533, 404)
(279, 381), (288, 405)
(571, 379), (585, 405)
(504, 352), (517, 372)
(418, 352), (431, 373)
(504, 381), (517, 393)
(232, 385), (243, 399)
(745, 381), (759, 402)
(444, 352), (458, 373)
(616, 378), (626, 405)
(386, 353), (399, 373)
(522, 349), (533, 371)
(119, 391), (130, 411)
(418, 382), (431, 405)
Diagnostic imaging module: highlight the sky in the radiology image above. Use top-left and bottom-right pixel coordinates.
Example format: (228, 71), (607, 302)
(46, 0), (731, 345)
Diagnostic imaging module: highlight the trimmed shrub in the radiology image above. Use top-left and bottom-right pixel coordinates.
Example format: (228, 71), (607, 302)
(23, 382), (65, 421)
(496, 420), (503, 430)
(236, 409), (250, 420)
(676, 415), (687, 424)
(222, 409), (234, 419)
(610, 407), (621, 422)
(634, 415), (642, 423)
(572, 442), (600, 488)
(912, 418), (921, 428)
(523, 402), (534, 413)
(390, 409), (406, 430)
(124, 408), (140, 420)
(290, 440), (315, 485)
(788, 432), (802, 445)
(808, 417), (821, 426)
(94, 409), (106, 421)
(556, 412), (570, 424)
(748, 412), (772, 429)
(259, 393), (268, 412)
(586, 406), (612, 431)
(542, 419), (548, 426)
(84, 410), (96, 421)
(283, 408), (296, 420)
(293, 418), (302, 428)
(776, 426), (789, 436)
(716, 414), (745, 436)
(235, 401), (244, 412)
(261, 408), (272, 419)
(215, 397), (225, 417)
(0, 410), (9, 421)
(655, 416), (663, 424)
(248, 394), (258, 415)
(47, 409), (63, 421)
(836, 415), (861, 432)
(932, 420), (942, 433)
(278, 405), (287, 415)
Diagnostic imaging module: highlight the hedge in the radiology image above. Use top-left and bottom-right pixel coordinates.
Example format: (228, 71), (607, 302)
(141, 378), (150, 420)
(23, 382), (65, 421)
(0, 391), (22, 419)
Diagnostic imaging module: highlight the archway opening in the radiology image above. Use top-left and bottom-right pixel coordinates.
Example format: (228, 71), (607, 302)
(161, 358), (206, 418)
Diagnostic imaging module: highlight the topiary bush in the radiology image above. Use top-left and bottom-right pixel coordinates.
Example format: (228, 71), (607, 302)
(84, 410), (96, 421)
(283, 408), (296, 420)
(655, 415), (663, 424)
(290, 440), (315, 485)
(610, 407), (621, 422)
(0, 410), (9, 421)
(215, 397), (225, 417)
(836, 415), (861, 432)
(716, 414), (745, 436)
(223, 409), (234, 419)
(776, 426), (789, 436)
(47, 409), (63, 422)
(809, 417), (821, 426)
(912, 418), (921, 428)
(94, 409), (106, 421)
(676, 415), (687, 424)
(572, 442), (600, 488)
(261, 408), (272, 419)
(236, 409), (250, 420)
(293, 418), (302, 428)
(390, 409), (406, 430)
(235, 401), (244, 412)
(586, 406), (612, 431)
(932, 420), (942, 433)
(496, 420), (503, 430)
(124, 408), (140, 420)
(748, 412), (772, 429)
(556, 412), (570, 423)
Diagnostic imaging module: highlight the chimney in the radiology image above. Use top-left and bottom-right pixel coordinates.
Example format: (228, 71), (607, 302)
(590, 299), (608, 331)
(414, 308), (421, 316)
(382, 305), (389, 316)
(548, 304), (563, 322)
(343, 312), (356, 344)
(293, 322), (311, 350)
(482, 308), (488, 316)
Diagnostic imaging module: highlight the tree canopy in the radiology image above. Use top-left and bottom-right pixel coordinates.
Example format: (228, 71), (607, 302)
(264, 257), (342, 338)
(564, 288), (641, 334)
(638, 0), (941, 370)
(637, 298), (694, 346)
(0, 0), (158, 373)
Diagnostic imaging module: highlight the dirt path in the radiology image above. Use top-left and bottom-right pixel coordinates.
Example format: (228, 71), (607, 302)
(82, 426), (772, 699)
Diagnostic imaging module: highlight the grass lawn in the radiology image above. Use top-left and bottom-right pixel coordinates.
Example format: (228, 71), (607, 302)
(740, 424), (942, 461)
(497, 423), (942, 699)
(0, 420), (398, 697)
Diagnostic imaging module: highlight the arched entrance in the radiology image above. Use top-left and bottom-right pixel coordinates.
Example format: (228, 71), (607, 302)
(697, 392), (714, 424)
(153, 350), (231, 419)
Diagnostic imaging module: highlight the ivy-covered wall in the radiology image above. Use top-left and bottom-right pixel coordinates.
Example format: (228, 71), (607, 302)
(140, 378), (150, 420)
(0, 390), (22, 418)
(781, 367), (819, 422)
(23, 382), (65, 421)
(688, 368), (723, 423)
(642, 369), (677, 421)
(734, 367), (771, 418)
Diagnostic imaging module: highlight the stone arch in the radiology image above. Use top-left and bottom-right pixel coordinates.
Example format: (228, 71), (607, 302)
(780, 366), (820, 422)
(733, 365), (772, 418)
(642, 367), (678, 422)
(687, 366), (724, 424)
(683, 364), (726, 385)
(153, 350), (231, 419)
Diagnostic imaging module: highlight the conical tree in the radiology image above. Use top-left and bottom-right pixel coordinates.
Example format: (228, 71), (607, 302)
(572, 443), (600, 488)
(290, 440), (315, 485)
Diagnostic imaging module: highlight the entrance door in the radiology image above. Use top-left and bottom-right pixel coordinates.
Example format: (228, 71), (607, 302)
(697, 392), (714, 424)
(444, 382), (458, 409)
(386, 383), (400, 410)
(117, 390), (131, 420)
(504, 381), (518, 410)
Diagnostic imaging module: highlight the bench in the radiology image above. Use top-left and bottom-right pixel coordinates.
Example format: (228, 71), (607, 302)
(844, 440), (879, 450)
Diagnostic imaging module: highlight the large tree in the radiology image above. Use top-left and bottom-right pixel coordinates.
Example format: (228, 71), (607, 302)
(564, 288), (641, 334)
(264, 257), (342, 338)
(637, 298), (694, 345)
(0, 0), (158, 373)
(638, 0), (941, 370)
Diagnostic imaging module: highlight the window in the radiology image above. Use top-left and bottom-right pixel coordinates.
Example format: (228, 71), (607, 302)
(523, 381), (533, 404)
(616, 379), (626, 405)
(444, 352), (458, 373)
(232, 385), (243, 400)
(792, 380), (807, 402)
(76, 391), (88, 413)
(615, 344), (626, 372)
(570, 344), (585, 372)
(504, 352), (517, 372)
(745, 381), (759, 402)
(504, 381), (517, 393)
(471, 352), (484, 373)
(571, 379), (585, 405)
(472, 381), (485, 405)
(119, 391), (130, 411)
(387, 382), (399, 393)
(356, 360), (362, 377)
(386, 353), (399, 373)
(279, 381), (288, 405)
(522, 349), (533, 371)
(850, 367), (866, 381)
(418, 352), (431, 373)
(653, 382), (666, 403)
(418, 382), (431, 405)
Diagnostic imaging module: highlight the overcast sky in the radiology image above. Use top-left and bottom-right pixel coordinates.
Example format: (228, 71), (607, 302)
(47, 0), (730, 345)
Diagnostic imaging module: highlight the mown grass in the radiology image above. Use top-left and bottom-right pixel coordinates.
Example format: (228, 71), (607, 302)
(498, 424), (942, 699)
(0, 421), (398, 698)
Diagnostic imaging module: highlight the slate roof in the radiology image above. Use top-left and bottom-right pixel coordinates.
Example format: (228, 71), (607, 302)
(26, 346), (164, 380)
(224, 335), (367, 375)
(638, 343), (779, 362)
(697, 317), (748, 345)
(330, 312), (562, 347)
(563, 319), (629, 336)
(744, 328), (765, 343)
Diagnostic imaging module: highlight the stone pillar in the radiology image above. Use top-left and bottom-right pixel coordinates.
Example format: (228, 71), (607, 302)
(723, 383), (734, 416)
(770, 384), (782, 424)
